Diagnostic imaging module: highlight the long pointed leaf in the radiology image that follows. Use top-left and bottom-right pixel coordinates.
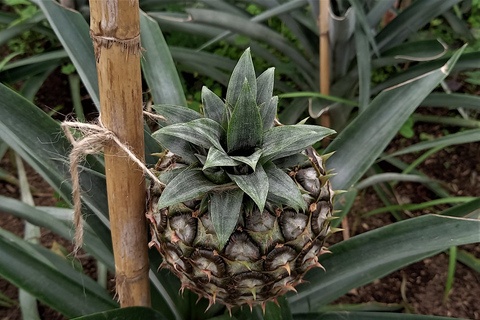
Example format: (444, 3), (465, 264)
(226, 48), (257, 106)
(36, 0), (99, 108)
(209, 189), (244, 249)
(153, 118), (225, 151)
(228, 165), (268, 212)
(325, 47), (465, 190)
(264, 162), (305, 212)
(0, 228), (118, 319)
(262, 125), (335, 162)
(227, 80), (263, 152)
(157, 168), (218, 209)
(140, 12), (187, 107)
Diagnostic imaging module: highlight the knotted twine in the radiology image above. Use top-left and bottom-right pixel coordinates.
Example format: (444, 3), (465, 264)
(62, 112), (165, 253)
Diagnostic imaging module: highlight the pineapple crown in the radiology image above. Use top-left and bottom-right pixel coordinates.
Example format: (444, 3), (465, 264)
(151, 48), (335, 247)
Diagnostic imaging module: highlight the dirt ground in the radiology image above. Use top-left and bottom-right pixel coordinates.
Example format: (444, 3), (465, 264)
(0, 68), (479, 319)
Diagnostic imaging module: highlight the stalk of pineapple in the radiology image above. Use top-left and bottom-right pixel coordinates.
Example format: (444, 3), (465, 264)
(147, 49), (337, 313)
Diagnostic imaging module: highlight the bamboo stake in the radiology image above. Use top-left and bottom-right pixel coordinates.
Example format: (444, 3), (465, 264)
(319, 0), (330, 131)
(89, 0), (150, 307)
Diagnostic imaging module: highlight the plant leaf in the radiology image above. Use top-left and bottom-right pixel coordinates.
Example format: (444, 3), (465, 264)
(72, 306), (168, 320)
(204, 147), (240, 170)
(225, 48), (257, 106)
(153, 118), (225, 151)
(228, 165), (268, 212)
(231, 148), (263, 171)
(256, 67), (275, 106)
(0, 228), (117, 319)
(157, 168), (218, 209)
(294, 311), (462, 319)
(0, 196), (114, 271)
(264, 295), (293, 320)
(209, 189), (244, 249)
(384, 129), (480, 159)
(202, 86), (226, 125)
(261, 96), (278, 131)
(36, 0), (99, 108)
(421, 93), (480, 111)
(325, 46), (465, 190)
(261, 125), (335, 162)
(140, 12), (187, 107)
(151, 105), (202, 128)
(288, 214), (480, 312)
(264, 162), (306, 212)
(227, 80), (263, 153)
(152, 133), (197, 164)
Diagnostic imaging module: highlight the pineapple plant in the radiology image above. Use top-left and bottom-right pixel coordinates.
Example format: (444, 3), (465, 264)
(146, 49), (337, 312)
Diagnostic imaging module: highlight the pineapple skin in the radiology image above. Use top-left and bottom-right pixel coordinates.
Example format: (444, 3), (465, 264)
(147, 147), (334, 311)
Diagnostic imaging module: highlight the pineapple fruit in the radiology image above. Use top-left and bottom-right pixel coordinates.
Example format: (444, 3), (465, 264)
(147, 49), (337, 312)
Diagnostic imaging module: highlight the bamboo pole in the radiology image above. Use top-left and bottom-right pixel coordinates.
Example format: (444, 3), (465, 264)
(89, 0), (150, 307)
(319, 0), (330, 131)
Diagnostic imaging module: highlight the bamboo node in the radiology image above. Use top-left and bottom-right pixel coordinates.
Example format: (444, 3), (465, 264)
(62, 117), (164, 253)
(90, 30), (144, 62)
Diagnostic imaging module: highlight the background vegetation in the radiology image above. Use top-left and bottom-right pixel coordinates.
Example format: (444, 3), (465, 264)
(0, 0), (479, 319)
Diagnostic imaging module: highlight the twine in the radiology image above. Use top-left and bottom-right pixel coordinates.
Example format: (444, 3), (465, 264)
(90, 30), (143, 62)
(62, 113), (165, 252)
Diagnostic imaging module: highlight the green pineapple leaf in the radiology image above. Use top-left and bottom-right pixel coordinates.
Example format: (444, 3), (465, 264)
(152, 133), (197, 164)
(204, 147), (240, 170)
(261, 96), (278, 131)
(227, 165), (269, 213)
(209, 189), (244, 250)
(201, 86), (225, 125)
(153, 118), (225, 151)
(256, 67), (275, 107)
(231, 148), (263, 171)
(151, 105), (201, 128)
(264, 162), (306, 212)
(261, 125), (336, 162)
(227, 80), (263, 153)
(226, 47), (257, 107)
(272, 153), (310, 169)
(157, 168), (218, 209)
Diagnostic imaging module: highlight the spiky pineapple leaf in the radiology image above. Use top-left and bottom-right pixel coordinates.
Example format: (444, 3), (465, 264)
(209, 189), (244, 249)
(261, 96), (278, 131)
(152, 133), (197, 164)
(226, 48), (257, 107)
(204, 147), (240, 170)
(256, 67), (275, 107)
(157, 168), (218, 209)
(273, 153), (309, 169)
(261, 125), (336, 162)
(158, 167), (187, 185)
(227, 80), (263, 153)
(231, 148), (263, 171)
(202, 86), (225, 125)
(264, 162), (306, 212)
(228, 165), (268, 212)
(151, 105), (201, 128)
(153, 118), (225, 151)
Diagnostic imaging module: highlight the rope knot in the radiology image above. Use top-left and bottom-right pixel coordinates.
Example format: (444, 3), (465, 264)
(62, 116), (164, 253)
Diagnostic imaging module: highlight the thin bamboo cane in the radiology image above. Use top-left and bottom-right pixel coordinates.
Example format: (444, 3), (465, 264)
(319, 0), (331, 130)
(89, 0), (150, 307)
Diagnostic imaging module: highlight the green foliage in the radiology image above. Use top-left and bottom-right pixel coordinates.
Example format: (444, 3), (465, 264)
(0, 0), (478, 319)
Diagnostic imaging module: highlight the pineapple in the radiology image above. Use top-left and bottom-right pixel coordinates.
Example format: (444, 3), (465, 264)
(147, 49), (337, 313)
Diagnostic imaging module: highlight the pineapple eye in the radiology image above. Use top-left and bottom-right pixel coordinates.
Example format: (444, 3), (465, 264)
(279, 211), (308, 241)
(311, 201), (331, 235)
(225, 232), (260, 261)
(191, 249), (226, 278)
(170, 213), (197, 245)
